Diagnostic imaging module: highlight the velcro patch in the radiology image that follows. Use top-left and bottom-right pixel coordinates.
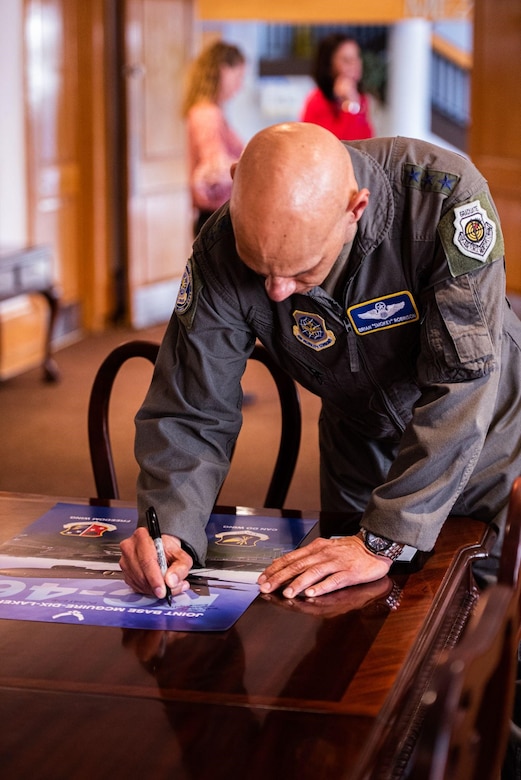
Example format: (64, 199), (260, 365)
(347, 291), (419, 336)
(175, 260), (194, 314)
(175, 258), (202, 328)
(438, 192), (504, 277)
(292, 310), (336, 350)
(402, 163), (460, 195)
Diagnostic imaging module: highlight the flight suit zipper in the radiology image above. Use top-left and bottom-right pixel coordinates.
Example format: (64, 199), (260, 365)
(357, 340), (407, 433)
(342, 274), (406, 432)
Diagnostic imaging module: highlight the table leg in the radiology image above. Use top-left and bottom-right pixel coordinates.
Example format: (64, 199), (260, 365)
(41, 287), (61, 382)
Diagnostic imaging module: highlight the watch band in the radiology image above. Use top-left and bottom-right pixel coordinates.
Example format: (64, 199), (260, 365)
(358, 527), (404, 562)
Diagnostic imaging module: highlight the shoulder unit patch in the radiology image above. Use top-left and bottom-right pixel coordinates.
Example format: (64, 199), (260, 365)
(175, 259), (194, 315)
(438, 191), (504, 277)
(175, 258), (203, 329)
(452, 199), (496, 261)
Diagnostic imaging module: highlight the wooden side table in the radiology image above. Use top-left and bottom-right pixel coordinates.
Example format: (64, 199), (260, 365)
(0, 245), (61, 381)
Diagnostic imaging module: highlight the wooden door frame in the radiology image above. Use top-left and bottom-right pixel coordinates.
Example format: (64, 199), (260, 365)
(23, 0), (120, 335)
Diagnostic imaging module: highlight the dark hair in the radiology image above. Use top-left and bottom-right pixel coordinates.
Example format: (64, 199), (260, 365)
(312, 33), (361, 102)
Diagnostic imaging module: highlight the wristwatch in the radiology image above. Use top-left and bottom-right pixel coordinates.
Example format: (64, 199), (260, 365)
(341, 98), (361, 114)
(359, 527), (404, 562)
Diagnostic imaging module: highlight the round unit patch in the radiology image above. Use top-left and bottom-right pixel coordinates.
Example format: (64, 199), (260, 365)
(452, 199), (496, 262)
(175, 260), (193, 314)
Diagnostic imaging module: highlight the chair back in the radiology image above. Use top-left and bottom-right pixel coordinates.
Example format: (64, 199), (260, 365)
(408, 476), (521, 780)
(409, 584), (518, 780)
(498, 474), (521, 622)
(88, 340), (301, 506)
(88, 340), (159, 500)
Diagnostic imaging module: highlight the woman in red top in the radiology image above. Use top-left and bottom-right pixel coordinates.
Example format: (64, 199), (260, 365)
(300, 34), (374, 141)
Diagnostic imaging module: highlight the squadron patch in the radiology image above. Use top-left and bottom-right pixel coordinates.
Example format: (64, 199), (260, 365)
(175, 260), (194, 315)
(292, 310), (336, 350)
(347, 291), (419, 336)
(438, 192), (504, 277)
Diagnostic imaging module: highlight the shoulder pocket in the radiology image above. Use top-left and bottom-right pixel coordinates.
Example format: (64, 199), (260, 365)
(421, 276), (494, 381)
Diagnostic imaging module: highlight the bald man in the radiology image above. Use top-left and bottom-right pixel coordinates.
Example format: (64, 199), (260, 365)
(120, 122), (521, 602)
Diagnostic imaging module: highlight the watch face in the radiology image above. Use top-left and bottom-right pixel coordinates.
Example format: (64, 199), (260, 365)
(365, 532), (392, 553)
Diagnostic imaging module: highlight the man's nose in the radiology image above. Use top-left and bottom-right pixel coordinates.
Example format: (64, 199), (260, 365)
(265, 276), (297, 302)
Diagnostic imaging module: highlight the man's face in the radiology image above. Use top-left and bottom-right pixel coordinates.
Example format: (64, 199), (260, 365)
(234, 213), (351, 303)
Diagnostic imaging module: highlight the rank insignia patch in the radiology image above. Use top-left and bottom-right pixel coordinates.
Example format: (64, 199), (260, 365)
(452, 199), (496, 262)
(402, 163), (460, 195)
(347, 291), (419, 336)
(292, 310), (336, 350)
(175, 260), (193, 315)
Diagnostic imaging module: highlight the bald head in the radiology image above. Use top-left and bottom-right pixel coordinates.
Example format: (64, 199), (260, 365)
(230, 123), (368, 302)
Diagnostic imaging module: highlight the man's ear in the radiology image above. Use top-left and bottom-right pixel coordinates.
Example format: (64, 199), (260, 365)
(348, 188), (370, 223)
(230, 162), (238, 179)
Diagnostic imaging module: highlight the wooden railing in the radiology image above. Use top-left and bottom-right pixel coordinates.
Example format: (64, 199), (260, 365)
(430, 33), (471, 150)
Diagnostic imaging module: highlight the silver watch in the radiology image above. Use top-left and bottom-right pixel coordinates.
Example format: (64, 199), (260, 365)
(359, 527), (404, 562)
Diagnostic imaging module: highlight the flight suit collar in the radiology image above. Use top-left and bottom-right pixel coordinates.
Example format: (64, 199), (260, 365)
(317, 145), (395, 299)
(346, 143), (395, 260)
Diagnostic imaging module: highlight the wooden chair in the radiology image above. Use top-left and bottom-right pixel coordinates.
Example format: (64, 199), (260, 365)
(407, 476), (521, 780)
(87, 339), (302, 507)
(498, 475), (521, 623)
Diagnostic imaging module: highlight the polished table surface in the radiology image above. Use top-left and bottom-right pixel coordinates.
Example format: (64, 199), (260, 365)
(0, 492), (496, 780)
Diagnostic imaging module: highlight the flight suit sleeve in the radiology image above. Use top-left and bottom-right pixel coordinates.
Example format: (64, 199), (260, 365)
(362, 190), (506, 550)
(134, 256), (255, 564)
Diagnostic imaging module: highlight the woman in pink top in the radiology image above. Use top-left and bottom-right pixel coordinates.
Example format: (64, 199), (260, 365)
(182, 41), (246, 236)
(300, 34), (374, 141)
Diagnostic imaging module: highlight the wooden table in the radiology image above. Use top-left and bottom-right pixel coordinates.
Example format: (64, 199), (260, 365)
(0, 493), (496, 780)
(0, 245), (60, 381)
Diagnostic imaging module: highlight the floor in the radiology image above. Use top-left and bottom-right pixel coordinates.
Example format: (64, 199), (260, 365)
(4, 292), (519, 512)
(0, 323), (322, 512)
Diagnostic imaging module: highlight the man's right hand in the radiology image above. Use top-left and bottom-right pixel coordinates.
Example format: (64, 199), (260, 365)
(119, 527), (193, 599)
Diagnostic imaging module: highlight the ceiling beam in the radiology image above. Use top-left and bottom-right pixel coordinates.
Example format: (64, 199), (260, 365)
(197, 0), (472, 23)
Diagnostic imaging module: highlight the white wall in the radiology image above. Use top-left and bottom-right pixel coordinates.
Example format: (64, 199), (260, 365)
(201, 19), (472, 153)
(0, 0), (27, 244)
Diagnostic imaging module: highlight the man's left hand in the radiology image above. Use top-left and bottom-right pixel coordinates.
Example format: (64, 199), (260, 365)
(257, 535), (391, 598)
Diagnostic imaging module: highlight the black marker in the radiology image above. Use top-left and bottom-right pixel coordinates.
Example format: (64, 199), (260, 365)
(146, 506), (172, 606)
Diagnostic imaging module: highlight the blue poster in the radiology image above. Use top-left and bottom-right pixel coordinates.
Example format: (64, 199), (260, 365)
(0, 572), (258, 631)
(0, 503), (316, 631)
(198, 511), (317, 582)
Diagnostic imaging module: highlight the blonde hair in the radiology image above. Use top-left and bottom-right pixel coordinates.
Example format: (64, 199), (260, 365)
(182, 41), (245, 116)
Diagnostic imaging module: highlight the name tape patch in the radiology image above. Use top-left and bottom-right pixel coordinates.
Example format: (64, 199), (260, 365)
(347, 291), (419, 336)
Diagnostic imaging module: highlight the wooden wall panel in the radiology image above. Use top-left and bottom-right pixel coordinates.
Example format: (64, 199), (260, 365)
(123, 0), (194, 328)
(469, 0), (521, 293)
(25, 0), (81, 324)
(24, 0), (112, 335)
